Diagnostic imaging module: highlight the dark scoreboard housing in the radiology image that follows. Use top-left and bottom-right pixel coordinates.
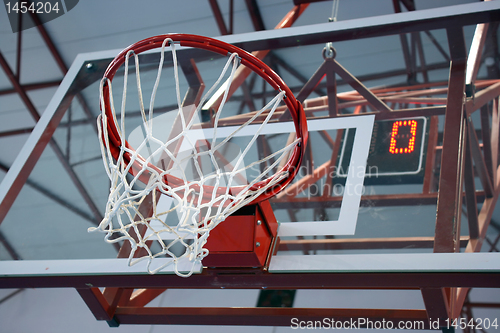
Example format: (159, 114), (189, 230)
(337, 117), (429, 185)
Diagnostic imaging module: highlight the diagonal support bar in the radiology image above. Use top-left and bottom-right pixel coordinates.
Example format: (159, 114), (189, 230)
(421, 288), (450, 327)
(330, 60), (392, 113)
(464, 123), (479, 240)
(467, 117), (494, 197)
(77, 288), (114, 321)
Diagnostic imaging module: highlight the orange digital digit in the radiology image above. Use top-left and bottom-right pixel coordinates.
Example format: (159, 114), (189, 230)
(389, 120), (417, 154)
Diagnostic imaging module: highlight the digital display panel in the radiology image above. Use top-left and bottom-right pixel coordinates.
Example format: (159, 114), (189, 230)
(389, 119), (418, 155)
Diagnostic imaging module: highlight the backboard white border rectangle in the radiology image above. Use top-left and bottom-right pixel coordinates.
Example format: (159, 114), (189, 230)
(278, 115), (375, 237)
(0, 258), (202, 276)
(150, 115), (374, 240)
(269, 252), (500, 273)
(1, 253), (498, 276)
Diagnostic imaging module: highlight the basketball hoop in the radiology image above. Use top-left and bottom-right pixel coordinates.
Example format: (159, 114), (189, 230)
(90, 34), (308, 276)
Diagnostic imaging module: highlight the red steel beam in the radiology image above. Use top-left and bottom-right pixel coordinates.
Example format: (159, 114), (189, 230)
(0, 50), (102, 223)
(455, 166), (500, 318)
(1, 269), (499, 290)
(331, 59), (392, 112)
(0, 161), (96, 224)
(0, 51), (41, 121)
(433, 27), (468, 254)
(0, 127), (32, 138)
(325, 59), (338, 116)
(464, 302), (500, 309)
(466, 22), (490, 86)
(0, 230), (22, 260)
(112, 307), (430, 327)
(206, 3), (309, 112)
(245, 0), (265, 31)
(208, 0), (230, 36)
(0, 10), (104, 224)
(76, 288), (114, 321)
(453, 102), (500, 318)
(0, 80), (61, 96)
(278, 236), (470, 252)
(127, 289), (167, 308)
(464, 128), (480, 240)
(466, 80), (500, 116)
(422, 115), (439, 193)
(414, 31), (429, 83)
(15, 16), (22, 79)
(481, 106), (494, 180)
(29, 9), (97, 133)
(492, 98), (500, 183)
(273, 191), (486, 209)
(467, 117), (494, 197)
(217, 78), (500, 127)
(420, 288), (450, 327)
(393, 0), (415, 82)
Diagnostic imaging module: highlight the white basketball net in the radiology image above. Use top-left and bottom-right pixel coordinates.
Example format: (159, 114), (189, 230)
(90, 38), (300, 277)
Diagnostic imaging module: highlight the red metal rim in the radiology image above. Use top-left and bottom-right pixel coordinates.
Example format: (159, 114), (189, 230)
(100, 34), (308, 203)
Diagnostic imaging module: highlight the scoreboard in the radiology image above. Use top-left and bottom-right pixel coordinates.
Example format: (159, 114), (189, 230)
(338, 117), (428, 184)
